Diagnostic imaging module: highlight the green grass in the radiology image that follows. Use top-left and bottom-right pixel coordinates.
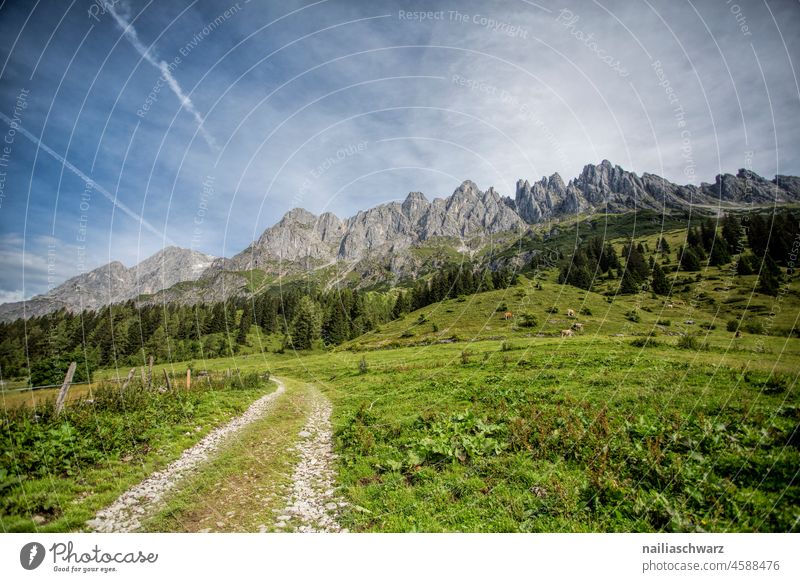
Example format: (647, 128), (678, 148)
(4, 233), (798, 532)
(143, 377), (311, 532)
(0, 378), (276, 532)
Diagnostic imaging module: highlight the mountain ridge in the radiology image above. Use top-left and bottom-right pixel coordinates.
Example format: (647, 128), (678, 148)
(2, 161), (798, 322)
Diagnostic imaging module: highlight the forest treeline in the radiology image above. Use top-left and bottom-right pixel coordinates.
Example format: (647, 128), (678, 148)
(0, 210), (795, 385)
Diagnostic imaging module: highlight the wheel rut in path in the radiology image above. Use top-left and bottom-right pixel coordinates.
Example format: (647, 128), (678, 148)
(274, 388), (346, 533)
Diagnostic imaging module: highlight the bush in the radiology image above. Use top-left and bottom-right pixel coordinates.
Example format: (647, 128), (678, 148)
(744, 319), (765, 334)
(401, 330), (414, 338)
(518, 313), (538, 328)
(727, 319), (739, 332)
(657, 319), (671, 326)
(626, 310), (641, 323)
(580, 307), (593, 316)
(677, 335), (700, 350)
(545, 306), (558, 314)
(631, 337), (661, 348)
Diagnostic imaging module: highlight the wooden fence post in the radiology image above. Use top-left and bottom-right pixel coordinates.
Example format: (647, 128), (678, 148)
(163, 369), (172, 391)
(147, 356), (154, 389)
(140, 367), (146, 386)
(121, 367), (136, 391)
(55, 362), (77, 416)
(186, 368), (191, 391)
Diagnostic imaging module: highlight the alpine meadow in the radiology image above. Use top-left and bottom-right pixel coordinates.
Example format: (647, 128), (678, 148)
(1, 0), (799, 552)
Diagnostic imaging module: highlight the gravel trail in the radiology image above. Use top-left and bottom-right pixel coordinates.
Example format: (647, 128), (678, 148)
(275, 391), (345, 532)
(87, 378), (286, 533)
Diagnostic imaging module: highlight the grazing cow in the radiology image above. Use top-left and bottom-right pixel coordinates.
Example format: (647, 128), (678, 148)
(504, 311), (514, 320)
(684, 320), (695, 325)
(734, 330), (742, 338)
(666, 303), (674, 309)
(566, 309), (576, 318)
(561, 329), (574, 338)
(571, 322), (583, 331)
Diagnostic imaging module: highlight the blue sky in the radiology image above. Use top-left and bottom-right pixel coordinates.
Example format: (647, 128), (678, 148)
(0, 0), (799, 301)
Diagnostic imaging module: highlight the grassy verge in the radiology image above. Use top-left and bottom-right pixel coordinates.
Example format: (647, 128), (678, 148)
(143, 377), (311, 532)
(0, 376), (276, 532)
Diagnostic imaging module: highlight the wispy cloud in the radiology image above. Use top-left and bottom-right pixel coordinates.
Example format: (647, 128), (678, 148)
(103, 0), (218, 150)
(0, 110), (173, 243)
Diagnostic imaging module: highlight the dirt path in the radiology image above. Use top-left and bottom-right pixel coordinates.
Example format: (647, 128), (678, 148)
(274, 389), (346, 532)
(86, 378), (286, 533)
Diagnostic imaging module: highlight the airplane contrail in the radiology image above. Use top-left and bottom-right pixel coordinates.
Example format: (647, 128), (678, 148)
(0, 110), (174, 244)
(103, 0), (218, 150)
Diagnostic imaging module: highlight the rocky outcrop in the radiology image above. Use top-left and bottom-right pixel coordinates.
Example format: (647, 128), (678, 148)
(512, 161), (798, 221)
(224, 180), (527, 268)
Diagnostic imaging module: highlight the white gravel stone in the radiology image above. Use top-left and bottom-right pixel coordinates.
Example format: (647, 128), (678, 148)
(277, 394), (344, 533)
(86, 379), (286, 533)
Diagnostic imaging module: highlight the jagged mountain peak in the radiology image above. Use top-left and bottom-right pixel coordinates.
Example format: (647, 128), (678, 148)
(4, 161), (799, 322)
(279, 207), (317, 226)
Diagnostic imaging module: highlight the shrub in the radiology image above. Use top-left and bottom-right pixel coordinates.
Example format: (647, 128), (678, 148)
(545, 306), (558, 314)
(744, 319), (765, 334)
(626, 310), (641, 323)
(580, 307), (593, 316)
(401, 330), (414, 338)
(726, 319), (739, 332)
(631, 337), (660, 348)
(518, 313), (538, 328)
(432, 323), (439, 333)
(657, 319), (671, 326)
(677, 334), (700, 350)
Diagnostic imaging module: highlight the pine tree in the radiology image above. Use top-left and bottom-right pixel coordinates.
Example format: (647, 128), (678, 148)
(478, 270), (495, 292)
(651, 262), (670, 295)
(708, 239), (731, 266)
(236, 305), (252, 345)
(323, 299), (350, 345)
(721, 214), (742, 248)
(289, 296), (322, 350)
(700, 218), (717, 252)
(678, 245), (701, 271)
(392, 291), (411, 319)
(619, 268), (640, 294)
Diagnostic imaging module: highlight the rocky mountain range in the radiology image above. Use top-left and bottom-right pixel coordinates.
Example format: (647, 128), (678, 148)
(2, 161), (798, 322)
(0, 247), (216, 322)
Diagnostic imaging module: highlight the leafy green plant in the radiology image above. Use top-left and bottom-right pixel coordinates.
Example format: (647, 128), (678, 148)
(409, 411), (506, 465)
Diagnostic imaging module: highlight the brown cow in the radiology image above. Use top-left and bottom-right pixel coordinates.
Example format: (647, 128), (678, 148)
(503, 311), (513, 320)
(571, 322), (583, 331)
(561, 329), (574, 337)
